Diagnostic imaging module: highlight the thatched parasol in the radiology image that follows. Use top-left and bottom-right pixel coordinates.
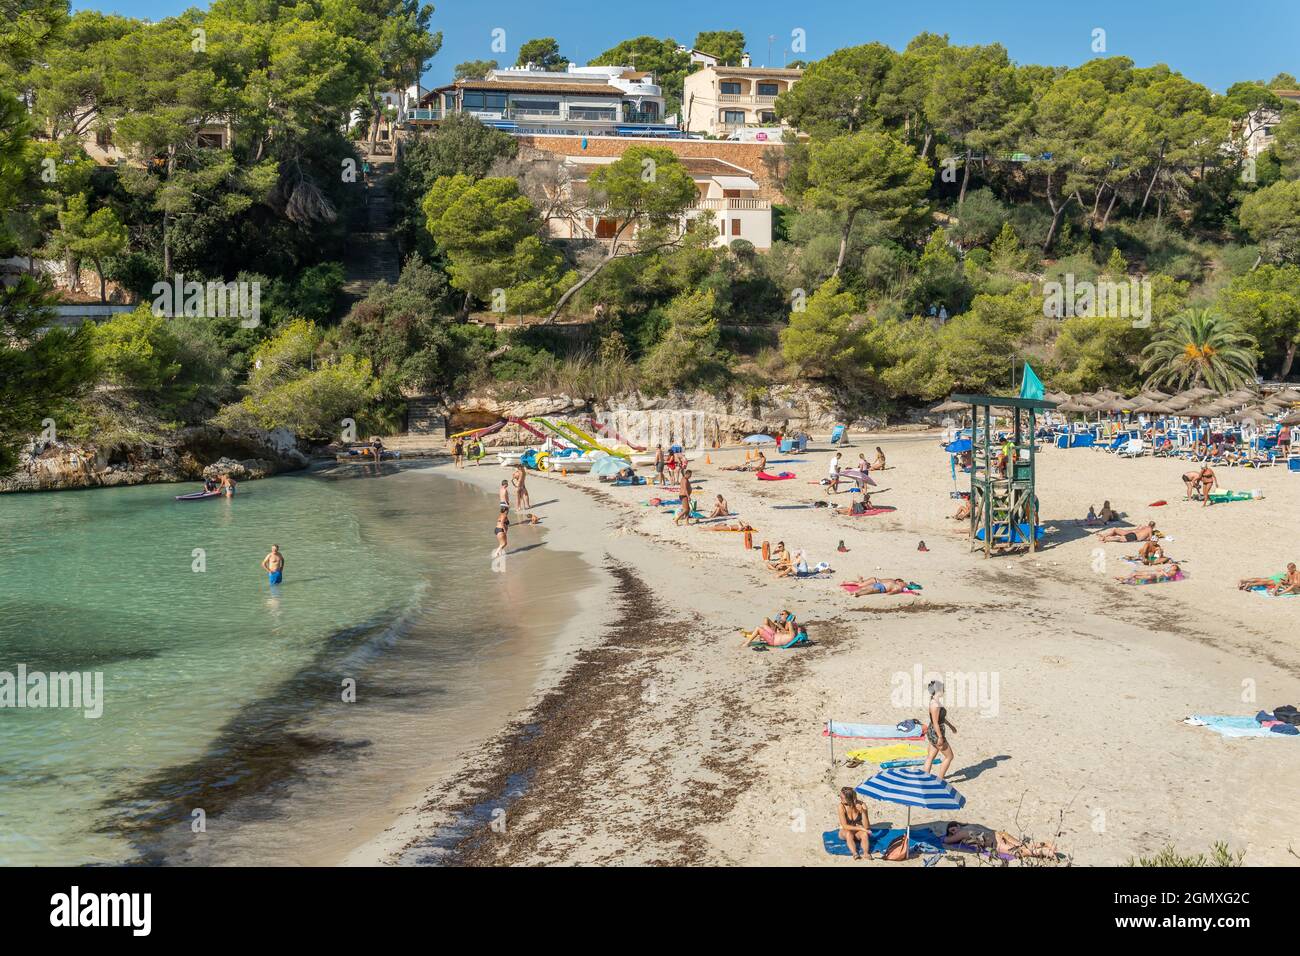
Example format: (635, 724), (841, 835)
(1133, 400), (1176, 415)
(1231, 409), (1274, 427)
(930, 399), (969, 414)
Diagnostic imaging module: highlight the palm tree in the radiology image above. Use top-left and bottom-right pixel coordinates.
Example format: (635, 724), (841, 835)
(1139, 308), (1258, 393)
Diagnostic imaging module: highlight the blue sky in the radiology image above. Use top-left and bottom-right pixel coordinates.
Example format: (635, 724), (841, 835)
(76, 0), (1298, 93)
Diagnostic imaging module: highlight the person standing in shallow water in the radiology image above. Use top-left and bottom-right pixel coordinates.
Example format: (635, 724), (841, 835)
(493, 508), (509, 558)
(512, 465), (530, 514)
(261, 545), (284, 585)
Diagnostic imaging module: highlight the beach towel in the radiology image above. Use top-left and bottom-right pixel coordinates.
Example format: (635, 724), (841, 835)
(845, 743), (929, 763)
(756, 471), (796, 480)
(880, 758), (930, 769)
(840, 506), (897, 517)
(612, 476), (646, 486)
(1183, 715), (1299, 738)
(821, 827), (946, 858)
(824, 720), (924, 740)
(766, 459), (807, 464)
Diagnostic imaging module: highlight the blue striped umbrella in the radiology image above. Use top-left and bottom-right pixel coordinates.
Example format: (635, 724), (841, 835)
(856, 768), (965, 859)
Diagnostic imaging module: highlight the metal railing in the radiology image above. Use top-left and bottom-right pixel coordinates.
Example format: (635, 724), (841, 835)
(566, 108), (618, 121)
(406, 108), (443, 121)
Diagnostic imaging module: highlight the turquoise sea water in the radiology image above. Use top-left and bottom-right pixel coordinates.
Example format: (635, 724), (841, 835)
(0, 464), (593, 865)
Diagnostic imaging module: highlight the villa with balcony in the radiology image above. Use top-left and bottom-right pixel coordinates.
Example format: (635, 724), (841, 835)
(547, 155), (772, 250)
(410, 65), (684, 138)
(682, 64), (803, 140)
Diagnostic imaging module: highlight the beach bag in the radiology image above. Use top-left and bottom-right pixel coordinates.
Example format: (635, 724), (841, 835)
(1273, 704), (1300, 725)
(883, 835), (908, 861)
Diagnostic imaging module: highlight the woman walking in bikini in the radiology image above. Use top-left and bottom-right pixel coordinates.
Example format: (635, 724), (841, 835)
(922, 680), (956, 780)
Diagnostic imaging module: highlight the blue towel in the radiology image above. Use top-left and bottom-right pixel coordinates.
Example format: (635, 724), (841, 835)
(822, 827), (946, 857)
(826, 721), (923, 739)
(1187, 715), (1299, 738)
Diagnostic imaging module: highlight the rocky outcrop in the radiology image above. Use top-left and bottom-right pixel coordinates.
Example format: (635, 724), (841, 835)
(1, 425), (310, 493)
(444, 384), (886, 447)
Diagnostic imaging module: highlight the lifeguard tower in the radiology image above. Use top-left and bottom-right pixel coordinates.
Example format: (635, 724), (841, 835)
(952, 393), (1057, 557)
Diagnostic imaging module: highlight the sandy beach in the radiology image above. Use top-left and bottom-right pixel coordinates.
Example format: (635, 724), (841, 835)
(350, 433), (1300, 866)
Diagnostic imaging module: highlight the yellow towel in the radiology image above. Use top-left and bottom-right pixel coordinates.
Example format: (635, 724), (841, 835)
(844, 743), (929, 763)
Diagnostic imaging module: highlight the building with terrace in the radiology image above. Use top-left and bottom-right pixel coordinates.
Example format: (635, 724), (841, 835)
(409, 65), (684, 138)
(544, 155), (772, 250)
(682, 64), (803, 139)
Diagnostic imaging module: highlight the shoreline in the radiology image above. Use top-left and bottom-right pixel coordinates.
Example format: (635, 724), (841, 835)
(349, 432), (1300, 866)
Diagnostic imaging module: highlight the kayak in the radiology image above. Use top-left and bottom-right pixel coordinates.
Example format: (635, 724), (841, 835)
(175, 490), (222, 501)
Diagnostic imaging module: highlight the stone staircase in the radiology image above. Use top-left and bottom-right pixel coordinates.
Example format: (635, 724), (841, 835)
(405, 396), (445, 436)
(340, 157), (401, 309)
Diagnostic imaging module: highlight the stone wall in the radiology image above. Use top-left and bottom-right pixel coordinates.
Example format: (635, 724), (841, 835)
(443, 383), (882, 447)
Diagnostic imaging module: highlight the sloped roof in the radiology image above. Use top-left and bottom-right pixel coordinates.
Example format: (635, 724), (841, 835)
(452, 78), (626, 96)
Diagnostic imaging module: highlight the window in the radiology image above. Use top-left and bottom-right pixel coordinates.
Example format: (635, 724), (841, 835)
(94, 127), (113, 148)
(731, 218), (741, 237)
(512, 100), (560, 114)
(719, 81), (742, 95)
(758, 111), (777, 124)
(757, 82), (779, 96)
(722, 110), (746, 125)
(462, 92), (507, 110)
(196, 131), (225, 149)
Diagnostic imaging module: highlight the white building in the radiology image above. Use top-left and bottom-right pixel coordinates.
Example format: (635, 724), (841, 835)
(413, 64), (681, 137)
(682, 65), (802, 139)
(548, 155), (771, 250)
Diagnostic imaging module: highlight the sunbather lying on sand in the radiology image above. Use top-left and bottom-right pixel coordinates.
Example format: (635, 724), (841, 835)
(1239, 562), (1300, 594)
(1118, 561), (1181, 584)
(1096, 520), (1156, 543)
(943, 824), (1058, 860)
(703, 520), (754, 532)
(723, 453), (763, 472)
(846, 576), (910, 595)
(707, 494), (729, 518)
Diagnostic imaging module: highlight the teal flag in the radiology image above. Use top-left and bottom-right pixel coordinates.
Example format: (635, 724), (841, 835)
(1019, 362), (1045, 400)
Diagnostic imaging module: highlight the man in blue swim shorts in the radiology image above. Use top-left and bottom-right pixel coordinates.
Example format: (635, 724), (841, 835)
(261, 544), (284, 585)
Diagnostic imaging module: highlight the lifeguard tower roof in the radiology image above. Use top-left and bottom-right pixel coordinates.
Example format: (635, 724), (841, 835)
(951, 393), (1058, 412)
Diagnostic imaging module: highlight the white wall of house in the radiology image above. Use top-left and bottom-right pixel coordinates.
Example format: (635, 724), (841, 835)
(682, 66), (801, 137)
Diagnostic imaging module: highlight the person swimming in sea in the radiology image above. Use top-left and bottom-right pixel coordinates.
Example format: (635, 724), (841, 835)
(203, 476), (219, 493)
(219, 474), (237, 496)
(261, 545), (284, 585)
